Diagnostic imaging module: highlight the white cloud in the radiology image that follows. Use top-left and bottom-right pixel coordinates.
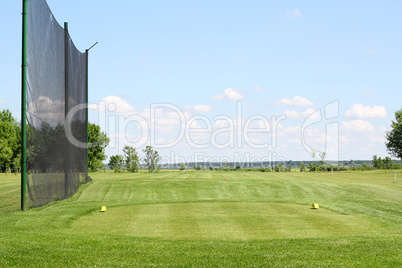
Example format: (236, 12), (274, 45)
(288, 138), (300, 143)
(345, 104), (387, 119)
(0, 99), (8, 105)
(339, 135), (357, 144)
(27, 96), (64, 125)
(282, 108), (319, 120)
(342, 120), (375, 132)
(29, 96), (63, 113)
(369, 134), (385, 144)
(211, 95), (225, 101)
(283, 110), (300, 120)
(254, 86), (269, 92)
(362, 89), (374, 96)
(91, 95), (136, 114)
(108, 132), (149, 151)
(275, 96), (314, 107)
(214, 120), (231, 128)
(141, 106), (191, 136)
(302, 108), (321, 120)
(368, 126), (387, 144)
(193, 105), (212, 112)
(286, 8), (302, 19)
(211, 88), (244, 101)
(285, 126), (301, 134)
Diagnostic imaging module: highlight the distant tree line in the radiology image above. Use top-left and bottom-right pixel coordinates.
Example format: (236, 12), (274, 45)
(108, 145), (161, 173)
(160, 159), (402, 171)
(2, 107), (402, 174)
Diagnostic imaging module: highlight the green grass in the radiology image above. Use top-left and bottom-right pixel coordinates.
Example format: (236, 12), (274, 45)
(1, 170), (401, 267)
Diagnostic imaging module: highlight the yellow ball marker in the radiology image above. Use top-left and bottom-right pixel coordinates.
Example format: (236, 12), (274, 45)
(100, 206), (107, 212)
(312, 203), (319, 209)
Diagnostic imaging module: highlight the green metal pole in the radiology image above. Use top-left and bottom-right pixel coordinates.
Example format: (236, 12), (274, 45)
(85, 42), (97, 174)
(21, 0), (27, 211)
(64, 22), (69, 198)
(85, 49), (88, 174)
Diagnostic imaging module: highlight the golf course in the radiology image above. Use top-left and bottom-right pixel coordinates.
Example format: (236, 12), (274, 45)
(0, 170), (401, 267)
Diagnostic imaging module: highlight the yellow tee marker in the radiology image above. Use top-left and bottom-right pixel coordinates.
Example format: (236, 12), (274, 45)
(312, 203), (319, 209)
(101, 206), (107, 212)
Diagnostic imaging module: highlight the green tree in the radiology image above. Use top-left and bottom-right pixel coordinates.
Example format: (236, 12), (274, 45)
(307, 149), (318, 173)
(300, 162), (306, 172)
(274, 164), (279, 172)
(108, 155), (123, 173)
(274, 164), (284, 172)
(143, 146), (161, 173)
(0, 109), (20, 173)
(27, 123), (65, 173)
(372, 155), (384, 169)
(13, 153), (21, 174)
(123, 145), (139, 173)
(0, 139), (13, 174)
(372, 155), (379, 168)
(222, 164), (229, 172)
(179, 163), (186, 171)
(378, 157), (384, 169)
(383, 157), (393, 169)
(386, 109), (402, 160)
(319, 152), (327, 171)
(88, 123), (110, 172)
(308, 162), (319, 172)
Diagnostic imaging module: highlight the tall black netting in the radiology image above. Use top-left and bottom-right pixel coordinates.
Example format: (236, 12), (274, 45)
(26, 0), (90, 207)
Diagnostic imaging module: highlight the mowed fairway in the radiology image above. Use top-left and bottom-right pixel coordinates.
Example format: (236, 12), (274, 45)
(74, 202), (376, 240)
(1, 170), (401, 267)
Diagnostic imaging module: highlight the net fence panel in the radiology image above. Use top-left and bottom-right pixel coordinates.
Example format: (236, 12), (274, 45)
(26, 0), (89, 208)
(66, 37), (89, 196)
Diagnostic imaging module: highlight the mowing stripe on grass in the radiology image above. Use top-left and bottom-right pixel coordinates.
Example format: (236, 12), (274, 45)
(72, 202), (379, 240)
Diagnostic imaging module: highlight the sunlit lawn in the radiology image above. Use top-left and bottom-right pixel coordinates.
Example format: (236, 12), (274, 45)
(0, 170), (401, 267)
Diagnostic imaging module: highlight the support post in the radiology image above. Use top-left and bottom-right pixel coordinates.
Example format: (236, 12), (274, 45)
(64, 22), (69, 198)
(21, 0), (28, 211)
(86, 49), (88, 174)
(85, 42), (97, 174)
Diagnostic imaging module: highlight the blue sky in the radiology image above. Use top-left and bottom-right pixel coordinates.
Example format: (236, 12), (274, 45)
(1, 0), (401, 163)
